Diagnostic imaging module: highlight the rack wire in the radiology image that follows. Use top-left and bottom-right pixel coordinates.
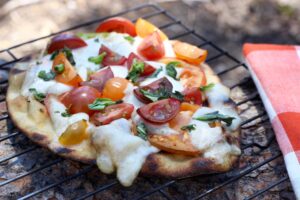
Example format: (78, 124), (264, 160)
(0, 3), (293, 200)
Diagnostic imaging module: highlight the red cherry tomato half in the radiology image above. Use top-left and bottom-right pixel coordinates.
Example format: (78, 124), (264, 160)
(60, 86), (102, 116)
(137, 98), (180, 124)
(183, 87), (202, 105)
(96, 17), (137, 37)
(91, 103), (134, 125)
(47, 33), (87, 54)
(134, 77), (173, 104)
(81, 67), (114, 92)
(138, 31), (165, 60)
(99, 45), (127, 66)
(127, 53), (156, 76)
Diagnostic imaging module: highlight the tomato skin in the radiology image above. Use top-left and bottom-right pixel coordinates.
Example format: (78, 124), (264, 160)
(138, 31), (165, 60)
(47, 33), (87, 54)
(173, 41), (207, 65)
(81, 67), (114, 92)
(127, 53), (156, 76)
(99, 45), (127, 66)
(59, 120), (89, 146)
(60, 86), (102, 116)
(135, 18), (168, 40)
(134, 77), (172, 103)
(96, 17), (136, 36)
(180, 66), (207, 88)
(91, 103), (134, 125)
(102, 77), (129, 101)
(52, 52), (82, 86)
(182, 87), (202, 105)
(137, 98), (180, 124)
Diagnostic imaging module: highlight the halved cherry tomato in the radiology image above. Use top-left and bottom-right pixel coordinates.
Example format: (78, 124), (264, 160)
(173, 41), (207, 65)
(148, 133), (200, 156)
(81, 67), (114, 92)
(102, 77), (129, 101)
(134, 77), (172, 104)
(158, 57), (190, 68)
(180, 66), (206, 88)
(91, 103), (134, 125)
(95, 17), (136, 36)
(127, 53), (156, 76)
(60, 86), (102, 116)
(59, 120), (89, 146)
(183, 87), (202, 105)
(52, 52), (82, 86)
(138, 31), (165, 60)
(99, 45), (127, 66)
(180, 102), (200, 113)
(47, 33), (87, 54)
(169, 111), (193, 132)
(137, 98), (180, 124)
(135, 18), (168, 40)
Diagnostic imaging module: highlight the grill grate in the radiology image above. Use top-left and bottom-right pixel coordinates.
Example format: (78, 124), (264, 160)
(0, 3), (294, 200)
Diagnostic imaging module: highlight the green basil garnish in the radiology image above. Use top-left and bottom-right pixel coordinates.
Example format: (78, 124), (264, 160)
(181, 124), (196, 132)
(124, 36), (135, 44)
(137, 123), (148, 140)
(38, 70), (56, 81)
(29, 88), (46, 102)
(200, 83), (215, 92)
(194, 111), (235, 126)
(88, 98), (116, 110)
(88, 52), (107, 64)
(166, 62), (180, 80)
(54, 64), (65, 74)
(126, 59), (145, 83)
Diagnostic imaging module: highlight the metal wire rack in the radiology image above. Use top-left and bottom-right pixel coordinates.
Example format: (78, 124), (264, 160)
(0, 3), (294, 200)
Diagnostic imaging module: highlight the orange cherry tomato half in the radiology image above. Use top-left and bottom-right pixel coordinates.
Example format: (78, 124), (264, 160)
(52, 52), (82, 86)
(180, 102), (200, 113)
(158, 57), (191, 68)
(135, 18), (168, 40)
(91, 103), (134, 126)
(60, 86), (102, 116)
(180, 66), (207, 88)
(59, 120), (89, 146)
(47, 33), (87, 54)
(96, 17), (136, 36)
(173, 41), (207, 65)
(169, 111), (193, 132)
(138, 31), (165, 60)
(102, 77), (129, 101)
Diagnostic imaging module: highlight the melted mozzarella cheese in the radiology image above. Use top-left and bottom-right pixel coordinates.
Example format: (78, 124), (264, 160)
(123, 83), (144, 109)
(205, 83), (230, 107)
(47, 83), (73, 95)
(190, 107), (223, 150)
(203, 142), (241, 164)
(47, 96), (89, 136)
(110, 65), (128, 78)
(92, 119), (158, 186)
(102, 33), (134, 57)
(163, 40), (176, 57)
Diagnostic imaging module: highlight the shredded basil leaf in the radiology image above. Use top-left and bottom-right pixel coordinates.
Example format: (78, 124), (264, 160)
(76, 32), (97, 39)
(166, 62), (180, 80)
(200, 83), (215, 92)
(94, 38), (100, 43)
(194, 111), (235, 126)
(88, 52), (107, 64)
(137, 123), (147, 140)
(140, 86), (183, 102)
(149, 66), (163, 78)
(29, 88), (46, 102)
(54, 64), (65, 74)
(126, 59), (145, 83)
(38, 70), (56, 81)
(61, 109), (71, 117)
(36, 60), (43, 65)
(124, 36), (134, 44)
(181, 124), (196, 132)
(50, 48), (76, 65)
(88, 98), (116, 110)
(101, 32), (110, 38)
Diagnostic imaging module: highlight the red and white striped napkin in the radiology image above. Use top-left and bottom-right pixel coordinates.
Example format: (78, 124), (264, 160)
(243, 43), (300, 199)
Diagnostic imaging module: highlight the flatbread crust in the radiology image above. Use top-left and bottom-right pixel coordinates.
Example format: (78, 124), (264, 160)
(6, 57), (240, 177)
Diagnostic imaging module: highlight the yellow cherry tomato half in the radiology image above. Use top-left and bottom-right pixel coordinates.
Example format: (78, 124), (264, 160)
(173, 41), (207, 65)
(135, 18), (168, 40)
(102, 77), (129, 101)
(59, 120), (88, 146)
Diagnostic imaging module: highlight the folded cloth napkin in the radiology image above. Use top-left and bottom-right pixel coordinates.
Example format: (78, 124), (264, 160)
(243, 43), (300, 199)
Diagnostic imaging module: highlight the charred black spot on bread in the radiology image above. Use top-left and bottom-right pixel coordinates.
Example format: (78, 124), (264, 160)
(54, 147), (73, 154)
(31, 133), (47, 142)
(39, 108), (45, 113)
